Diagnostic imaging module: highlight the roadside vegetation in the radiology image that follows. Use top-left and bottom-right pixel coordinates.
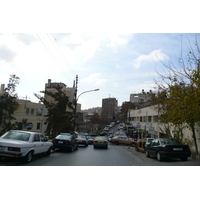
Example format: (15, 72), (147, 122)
(150, 35), (200, 155)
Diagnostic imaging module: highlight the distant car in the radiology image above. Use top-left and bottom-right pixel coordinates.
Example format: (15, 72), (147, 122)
(86, 136), (94, 144)
(135, 138), (154, 152)
(104, 127), (109, 131)
(145, 138), (191, 161)
(0, 130), (52, 163)
(52, 133), (78, 152)
(93, 136), (108, 149)
(111, 136), (137, 146)
(77, 135), (88, 147)
(108, 135), (114, 142)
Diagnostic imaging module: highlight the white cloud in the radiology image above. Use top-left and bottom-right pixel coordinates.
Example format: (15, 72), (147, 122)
(134, 49), (169, 69)
(81, 73), (106, 86)
(0, 44), (17, 62)
(107, 33), (133, 47)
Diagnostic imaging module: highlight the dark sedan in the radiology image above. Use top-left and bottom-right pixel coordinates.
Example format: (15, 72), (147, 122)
(86, 136), (94, 145)
(52, 133), (78, 152)
(145, 138), (191, 161)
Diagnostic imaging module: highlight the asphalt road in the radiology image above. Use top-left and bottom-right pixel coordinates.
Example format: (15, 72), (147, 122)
(1, 142), (200, 166)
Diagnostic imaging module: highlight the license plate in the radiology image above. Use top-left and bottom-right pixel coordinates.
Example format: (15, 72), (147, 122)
(173, 148), (183, 151)
(58, 141), (63, 144)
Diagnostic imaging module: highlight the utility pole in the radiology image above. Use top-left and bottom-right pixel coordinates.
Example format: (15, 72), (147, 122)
(73, 75), (78, 130)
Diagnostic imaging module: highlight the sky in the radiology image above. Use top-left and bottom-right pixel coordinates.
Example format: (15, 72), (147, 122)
(0, 33), (199, 109)
(1, 0), (199, 194)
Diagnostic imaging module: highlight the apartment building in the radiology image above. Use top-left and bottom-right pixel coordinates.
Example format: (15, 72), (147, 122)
(128, 105), (200, 153)
(45, 79), (81, 112)
(101, 98), (118, 122)
(130, 90), (151, 108)
(13, 99), (48, 133)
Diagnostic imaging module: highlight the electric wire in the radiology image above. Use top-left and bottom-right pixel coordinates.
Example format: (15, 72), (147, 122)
(36, 33), (74, 85)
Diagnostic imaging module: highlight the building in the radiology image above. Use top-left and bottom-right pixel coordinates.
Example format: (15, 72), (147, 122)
(44, 79), (81, 112)
(130, 90), (151, 108)
(0, 83), (48, 133)
(13, 99), (48, 133)
(128, 105), (200, 154)
(101, 98), (118, 122)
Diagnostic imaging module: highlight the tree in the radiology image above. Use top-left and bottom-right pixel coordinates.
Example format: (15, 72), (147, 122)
(34, 85), (74, 138)
(151, 35), (200, 154)
(0, 75), (20, 134)
(119, 101), (136, 122)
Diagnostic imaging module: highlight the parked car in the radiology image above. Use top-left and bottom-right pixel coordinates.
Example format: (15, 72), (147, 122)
(108, 135), (114, 142)
(93, 136), (108, 149)
(145, 138), (191, 161)
(86, 136), (94, 144)
(51, 133), (78, 152)
(104, 127), (109, 132)
(0, 130), (52, 163)
(111, 136), (137, 146)
(77, 135), (88, 147)
(135, 138), (154, 152)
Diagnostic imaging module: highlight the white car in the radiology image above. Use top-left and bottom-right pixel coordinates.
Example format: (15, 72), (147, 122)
(0, 130), (53, 163)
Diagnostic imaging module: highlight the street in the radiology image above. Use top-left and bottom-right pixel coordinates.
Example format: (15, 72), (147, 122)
(1, 142), (200, 166)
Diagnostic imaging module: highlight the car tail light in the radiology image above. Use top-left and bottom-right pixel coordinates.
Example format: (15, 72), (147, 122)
(103, 141), (107, 144)
(164, 147), (169, 151)
(52, 139), (56, 143)
(65, 141), (71, 144)
(186, 147), (191, 152)
(94, 141), (97, 143)
(8, 147), (21, 152)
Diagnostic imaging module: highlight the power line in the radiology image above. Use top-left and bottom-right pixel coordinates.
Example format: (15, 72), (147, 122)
(36, 33), (73, 85)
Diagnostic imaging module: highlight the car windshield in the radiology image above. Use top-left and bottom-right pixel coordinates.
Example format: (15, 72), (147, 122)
(160, 139), (182, 145)
(78, 135), (86, 139)
(148, 139), (154, 143)
(1, 131), (31, 141)
(95, 137), (106, 140)
(56, 135), (71, 140)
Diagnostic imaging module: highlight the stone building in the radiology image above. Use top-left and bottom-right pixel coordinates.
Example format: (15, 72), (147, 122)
(101, 98), (118, 122)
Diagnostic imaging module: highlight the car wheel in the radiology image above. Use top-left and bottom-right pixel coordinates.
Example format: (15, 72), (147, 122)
(23, 150), (33, 163)
(46, 147), (52, 156)
(145, 150), (150, 157)
(135, 146), (139, 151)
(181, 157), (187, 161)
(85, 144), (88, 147)
(115, 141), (119, 145)
(156, 152), (162, 161)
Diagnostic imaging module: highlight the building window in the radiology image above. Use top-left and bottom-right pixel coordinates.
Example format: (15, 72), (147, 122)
(36, 109), (42, 116)
(37, 123), (40, 130)
(148, 116), (152, 122)
(26, 108), (29, 114)
(140, 116), (142, 122)
(31, 109), (34, 115)
(153, 115), (158, 122)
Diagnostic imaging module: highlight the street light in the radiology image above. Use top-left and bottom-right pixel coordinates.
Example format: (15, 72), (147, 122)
(74, 88), (99, 129)
(77, 89), (99, 101)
